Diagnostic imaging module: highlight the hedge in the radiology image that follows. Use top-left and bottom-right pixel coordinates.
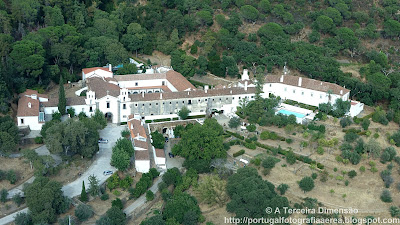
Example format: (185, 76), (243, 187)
(227, 131), (326, 170)
(233, 149), (245, 157)
(186, 115), (206, 119)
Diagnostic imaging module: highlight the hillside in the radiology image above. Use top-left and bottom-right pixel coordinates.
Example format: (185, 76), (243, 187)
(0, 0), (399, 115)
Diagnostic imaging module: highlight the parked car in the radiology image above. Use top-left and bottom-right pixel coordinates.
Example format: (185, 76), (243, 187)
(168, 152), (174, 158)
(98, 138), (108, 144)
(103, 170), (113, 175)
(165, 137), (169, 142)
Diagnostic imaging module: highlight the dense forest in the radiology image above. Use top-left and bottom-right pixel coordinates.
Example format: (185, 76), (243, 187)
(0, 0), (400, 115)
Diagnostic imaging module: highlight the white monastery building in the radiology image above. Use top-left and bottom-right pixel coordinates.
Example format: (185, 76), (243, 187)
(17, 65), (364, 131)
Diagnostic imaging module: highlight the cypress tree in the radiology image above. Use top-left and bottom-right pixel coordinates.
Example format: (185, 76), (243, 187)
(80, 181), (88, 202)
(58, 76), (66, 115)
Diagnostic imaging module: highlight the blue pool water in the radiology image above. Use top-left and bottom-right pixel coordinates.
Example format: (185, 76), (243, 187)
(277, 109), (306, 118)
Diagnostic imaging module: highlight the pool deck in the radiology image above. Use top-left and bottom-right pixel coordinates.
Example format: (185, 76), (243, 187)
(276, 103), (315, 124)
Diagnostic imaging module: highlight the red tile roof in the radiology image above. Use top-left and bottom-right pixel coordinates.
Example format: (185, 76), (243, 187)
(135, 150), (149, 160)
(86, 77), (120, 98)
(128, 118), (147, 138)
(134, 140), (148, 150)
(155, 149), (165, 158)
(265, 75), (349, 96)
(114, 73), (166, 81)
(82, 67), (111, 75)
(17, 89), (48, 117)
(166, 70), (195, 91)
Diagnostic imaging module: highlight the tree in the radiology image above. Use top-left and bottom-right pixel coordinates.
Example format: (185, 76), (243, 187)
(178, 106), (190, 120)
(258, 0), (271, 13)
(14, 212), (32, 225)
(325, 7), (342, 26)
(195, 175), (229, 207)
(384, 19), (400, 39)
(197, 10), (213, 26)
(277, 184), (289, 195)
(12, 193), (23, 206)
(121, 23), (147, 54)
(99, 206), (126, 225)
(0, 188), (7, 202)
(115, 63), (138, 75)
(146, 190), (154, 201)
(88, 174), (100, 197)
(172, 119), (225, 162)
(24, 177), (69, 224)
(93, 109), (107, 129)
(111, 147), (130, 171)
(365, 139), (381, 159)
(0, 132), (17, 155)
(220, 55), (239, 77)
(286, 150), (296, 165)
(75, 204), (94, 221)
(43, 6), (64, 26)
(10, 40), (45, 83)
(262, 156), (280, 169)
(140, 215), (165, 225)
(112, 198), (124, 209)
(226, 167), (290, 219)
(362, 119), (370, 130)
(163, 192), (201, 224)
(257, 22), (287, 41)
(80, 181), (88, 202)
(241, 5), (259, 22)
(315, 15), (334, 33)
(151, 130), (165, 149)
(58, 76), (66, 115)
(381, 189), (392, 202)
(228, 117), (241, 128)
(299, 177), (315, 193)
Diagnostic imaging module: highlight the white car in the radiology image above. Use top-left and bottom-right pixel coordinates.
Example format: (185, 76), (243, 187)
(98, 138), (108, 144)
(103, 170), (113, 176)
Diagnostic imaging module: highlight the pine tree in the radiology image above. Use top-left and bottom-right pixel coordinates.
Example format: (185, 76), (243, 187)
(58, 76), (66, 115)
(80, 181), (88, 202)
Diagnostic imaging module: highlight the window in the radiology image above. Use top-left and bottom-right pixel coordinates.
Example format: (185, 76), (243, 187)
(89, 107), (93, 112)
(311, 93), (313, 97)
(170, 102), (172, 104)
(149, 103), (151, 106)
(284, 88), (287, 91)
(301, 92), (304, 95)
(20, 119), (24, 124)
(239, 97), (241, 99)
(233, 97), (235, 100)
(123, 115), (126, 118)
(135, 104), (138, 107)
(293, 90), (296, 93)
(226, 98), (228, 100)
(123, 104), (126, 109)
(182, 101), (184, 104)
(107, 102), (110, 108)
(123, 97), (125, 101)
(188, 100), (192, 105)
(81, 108), (84, 112)
(135, 82), (138, 86)
(142, 104), (144, 106)
(251, 96), (254, 98)
(162, 81), (165, 85)
(320, 95), (322, 99)
(156, 103), (158, 105)
(148, 91), (152, 93)
(269, 84), (272, 87)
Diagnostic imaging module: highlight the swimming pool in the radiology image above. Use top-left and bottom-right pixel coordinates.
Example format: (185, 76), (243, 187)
(277, 109), (306, 118)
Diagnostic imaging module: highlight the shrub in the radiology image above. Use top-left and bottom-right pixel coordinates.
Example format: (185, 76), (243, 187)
(246, 124), (256, 132)
(317, 146), (324, 155)
(390, 206), (400, 217)
(100, 193), (109, 201)
(286, 150), (296, 165)
(12, 193), (23, 206)
(359, 166), (366, 172)
(250, 157), (261, 166)
(362, 119), (370, 130)
(311, 173), (318, 180)
(6, 170), (17, 184)
(345, 180), (349, 186)
(113, 190), (121, 196)
(277, 184), (289, 195)
(0, 189), (8, 203)
(121, 130), (130, 137)
(146, 190), (154, 201)
(299, 177), (315, 193)
(244, 142), (256, 149)
(75, 204), (94, 222)
(340, 117), (352, 128)
(344, 132), (359, 143)
(285, 138), (293, 144)
(381, 189), (392, 202)
(262, 156), (280, 169)
(112, 198), (124, 209)
(34, 137), (43, 144)
(348, 170), (357, 178)
(233, 149), (245, 157)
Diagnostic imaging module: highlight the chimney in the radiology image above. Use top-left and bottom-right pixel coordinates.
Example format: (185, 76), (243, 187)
(187, 91), (190, 95)
(204, 85), (208, 93)
(280, 75), (284, 82)
(160, 93), (162, 99)
(142, 92), (145, 98)
(340, 90), (343, 95)
(320, 82), (323, 85)
(242, 69), (249, 81)
(298, 77), (302, 86)
(31, 94), (37, 100)
(230, 90), (232, 94)
(28, 102), (31, 108)
(109, 64), (112, 72)
(244, 81), (248, 91)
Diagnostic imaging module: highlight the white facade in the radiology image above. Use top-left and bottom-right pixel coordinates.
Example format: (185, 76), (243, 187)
(17, 116), (43, 130)
(263, 82), (350, 107)
(348, 101), (364, 117)
(135, 160), (150, 173)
